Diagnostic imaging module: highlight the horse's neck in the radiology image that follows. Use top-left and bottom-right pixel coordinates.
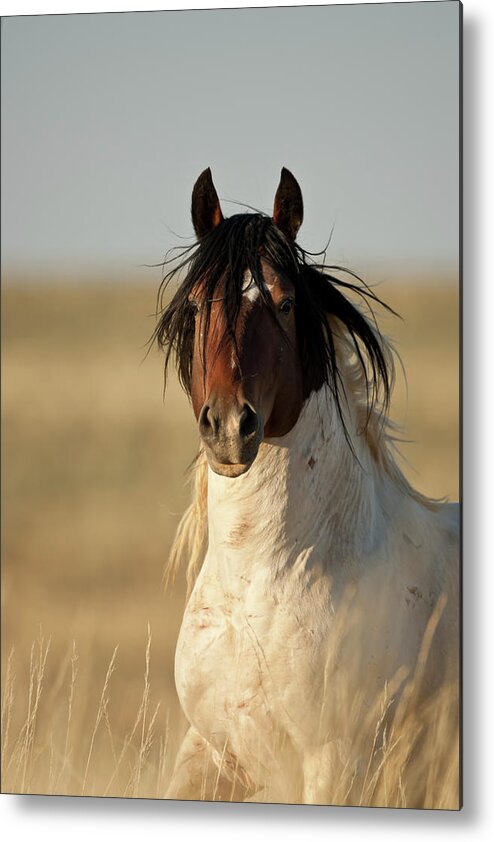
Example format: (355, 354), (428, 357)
(206, 384), (389, 579)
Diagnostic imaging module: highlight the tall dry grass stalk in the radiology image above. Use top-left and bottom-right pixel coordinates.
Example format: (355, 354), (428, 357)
(3, 630), (51, 794)
(2, 629), (175, 799)
(81, 645), (119, 795)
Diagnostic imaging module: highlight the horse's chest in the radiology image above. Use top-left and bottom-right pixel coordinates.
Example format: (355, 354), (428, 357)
(174, 572), (322, 766)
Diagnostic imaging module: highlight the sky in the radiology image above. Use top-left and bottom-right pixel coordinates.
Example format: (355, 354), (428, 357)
(1, 2), (460, 278)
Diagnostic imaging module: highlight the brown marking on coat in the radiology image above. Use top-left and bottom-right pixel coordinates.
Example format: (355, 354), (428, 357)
(226, 521), (251, 548)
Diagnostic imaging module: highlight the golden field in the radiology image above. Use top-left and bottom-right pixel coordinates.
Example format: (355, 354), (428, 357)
(1, 276), (459, 804)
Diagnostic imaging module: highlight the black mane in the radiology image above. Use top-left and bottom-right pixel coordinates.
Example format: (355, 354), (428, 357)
(153, 212), (395, 439)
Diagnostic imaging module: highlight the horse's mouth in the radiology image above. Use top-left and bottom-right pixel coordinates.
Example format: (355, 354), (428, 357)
(206, 455), (254, 478)
(201, 426), (263, 478)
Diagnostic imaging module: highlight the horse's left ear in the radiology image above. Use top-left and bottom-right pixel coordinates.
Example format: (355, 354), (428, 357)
(191, 168), (224, 239)
(272, 168), (304, 240)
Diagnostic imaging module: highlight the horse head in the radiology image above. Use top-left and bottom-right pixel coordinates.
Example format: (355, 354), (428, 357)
(155, 169), (392, 479)
(188, 168), (306, 477)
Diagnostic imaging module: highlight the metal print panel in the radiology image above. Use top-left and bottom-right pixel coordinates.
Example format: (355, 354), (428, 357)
(1, 1), (461, 809)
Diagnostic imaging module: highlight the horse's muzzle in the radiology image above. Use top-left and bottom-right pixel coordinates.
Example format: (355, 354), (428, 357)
(198, 396), (262, 477)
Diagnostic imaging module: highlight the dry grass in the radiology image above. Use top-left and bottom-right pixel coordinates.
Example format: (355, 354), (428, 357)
(1, 275), (459, 806)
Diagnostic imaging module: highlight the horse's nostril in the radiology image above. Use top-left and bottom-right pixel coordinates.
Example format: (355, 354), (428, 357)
(199, 404), (218, 439)
(239, 404), (258, 439)
(200, 400), (258, 446)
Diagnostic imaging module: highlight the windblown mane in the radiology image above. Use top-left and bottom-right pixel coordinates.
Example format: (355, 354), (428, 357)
(153, 212), (440, 592)
(153, 213), (393, 429)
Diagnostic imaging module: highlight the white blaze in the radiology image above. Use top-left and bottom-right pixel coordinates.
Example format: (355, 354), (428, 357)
(242, 269), (260, 303)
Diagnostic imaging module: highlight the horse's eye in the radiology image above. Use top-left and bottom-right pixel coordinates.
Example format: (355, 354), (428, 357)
(189, 299), (201, 315)
(279, 298), (294, 316)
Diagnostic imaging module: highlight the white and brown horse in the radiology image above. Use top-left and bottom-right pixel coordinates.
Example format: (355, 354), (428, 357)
(155, 169), (459, 804)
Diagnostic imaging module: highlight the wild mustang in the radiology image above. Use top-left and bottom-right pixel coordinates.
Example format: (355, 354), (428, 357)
(154, 169), (459, 805)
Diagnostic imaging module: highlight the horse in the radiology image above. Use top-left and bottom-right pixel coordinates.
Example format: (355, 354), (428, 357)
(155, 168), (459, 806)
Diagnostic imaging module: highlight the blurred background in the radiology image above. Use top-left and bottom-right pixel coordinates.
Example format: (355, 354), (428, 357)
(1, 3), (459, 797)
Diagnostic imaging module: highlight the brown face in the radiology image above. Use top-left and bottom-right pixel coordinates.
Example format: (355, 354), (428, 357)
(189, 166), (306, 477)
(190, 259), (304, 477)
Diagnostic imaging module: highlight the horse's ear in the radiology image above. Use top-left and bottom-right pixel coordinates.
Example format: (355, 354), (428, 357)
(191, 168), (224, 239)
(272, 168), (304, 240)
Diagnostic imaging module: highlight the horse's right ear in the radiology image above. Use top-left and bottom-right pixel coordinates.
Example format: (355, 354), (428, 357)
(191, 168), (224, 239)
